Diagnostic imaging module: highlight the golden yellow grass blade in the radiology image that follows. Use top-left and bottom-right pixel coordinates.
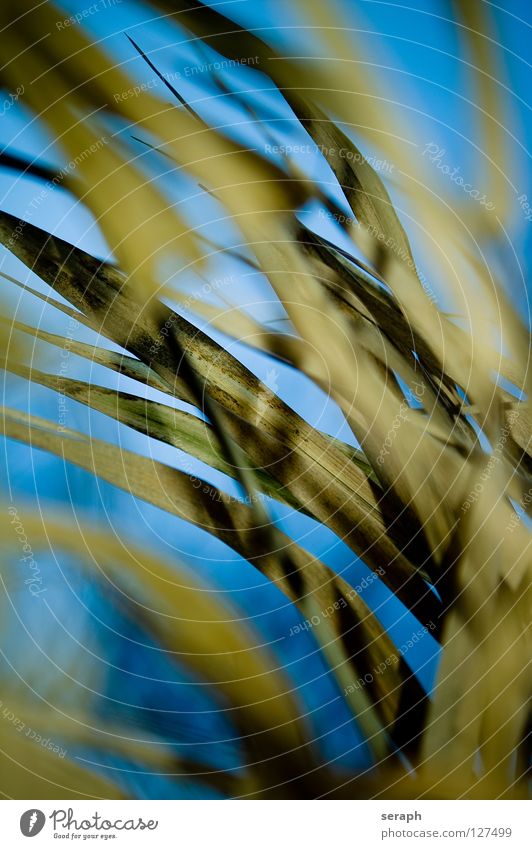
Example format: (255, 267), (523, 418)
(421, 464), (531, 788)
(6, 307), (377, 486)
(0, 696), (178, 774)
(0, 212), (438, 626)
(0, 408), (427, 757)
(1, 314), (172, 394)
(153, 0), (415, 268)
(453, 0), (512, 225)
(1, 506), (305, 743)
(0, 721), (124, 799)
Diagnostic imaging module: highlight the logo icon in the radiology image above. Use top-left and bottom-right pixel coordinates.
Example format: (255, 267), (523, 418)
(20, 810), (46, 837)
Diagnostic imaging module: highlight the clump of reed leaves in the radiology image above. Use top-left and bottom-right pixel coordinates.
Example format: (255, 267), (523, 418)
(0, 0), (530, 799)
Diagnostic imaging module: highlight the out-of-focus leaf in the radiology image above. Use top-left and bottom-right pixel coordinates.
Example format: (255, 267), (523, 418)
(0, 212), (437, 626)
(0, 722), (125, 799)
